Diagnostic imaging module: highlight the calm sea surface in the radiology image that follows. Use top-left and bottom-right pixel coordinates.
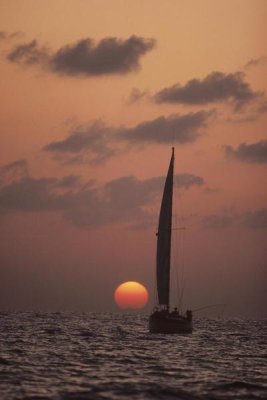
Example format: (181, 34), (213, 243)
(0, 312), (266, 400)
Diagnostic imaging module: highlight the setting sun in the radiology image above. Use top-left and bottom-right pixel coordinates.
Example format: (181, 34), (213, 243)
(114, 281), (149, 309)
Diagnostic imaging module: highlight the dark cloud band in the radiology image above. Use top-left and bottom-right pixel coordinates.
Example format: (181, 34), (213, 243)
(225, 140), (267, 163)
(119, 111), (212, 144)
(43, 111), (212, 164)
(154, 71), (261, 110)
(7, 36), (156, 76)
(0, 160), (204, 228)
(51, 36), (155, 76)
(202, 209), (267, 230)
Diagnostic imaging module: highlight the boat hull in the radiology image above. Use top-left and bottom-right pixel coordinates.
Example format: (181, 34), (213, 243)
(149, 315), (193, 334)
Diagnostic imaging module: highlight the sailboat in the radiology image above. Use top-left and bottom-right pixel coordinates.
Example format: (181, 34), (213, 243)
(149, 147), (193, 334)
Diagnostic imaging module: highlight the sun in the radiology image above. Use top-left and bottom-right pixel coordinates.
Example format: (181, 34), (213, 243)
(114, 281), (149, 309)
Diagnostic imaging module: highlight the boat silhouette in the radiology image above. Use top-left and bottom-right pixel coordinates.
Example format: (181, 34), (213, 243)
(149, 148), (193, 334)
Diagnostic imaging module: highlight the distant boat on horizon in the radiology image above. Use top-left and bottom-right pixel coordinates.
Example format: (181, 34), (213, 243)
(149, 147), (193, 334)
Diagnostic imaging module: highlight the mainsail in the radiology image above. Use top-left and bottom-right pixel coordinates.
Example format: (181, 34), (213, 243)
(156, 147), (174, 306)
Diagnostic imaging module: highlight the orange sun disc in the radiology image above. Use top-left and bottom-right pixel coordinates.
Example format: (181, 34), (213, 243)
(114, 281), (149, 309)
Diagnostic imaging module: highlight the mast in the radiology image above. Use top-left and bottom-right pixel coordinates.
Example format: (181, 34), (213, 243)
(156, 147), (174, 307)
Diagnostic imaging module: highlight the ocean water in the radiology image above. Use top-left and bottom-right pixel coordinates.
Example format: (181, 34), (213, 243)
(0, 313), (266, 400)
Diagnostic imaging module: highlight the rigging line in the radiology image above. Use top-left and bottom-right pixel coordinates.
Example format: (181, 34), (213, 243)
(173, 151), (188, 312)
(192, 304), (227, 313)
(150, 205), (158, 307)
(178, 228), (186, 311)
(178, 222), (185, 306)
(179, 276), (186, 312)
(173, 170), (181, 308)
(153, 220), (158, 307)
(176, 191), (186, 312)
(173, 212), (180, 306)
(178, 225), (186, 311)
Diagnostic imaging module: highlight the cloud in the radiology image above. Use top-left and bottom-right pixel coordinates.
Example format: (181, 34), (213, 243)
(0, 162), (204, 228)
(67, 170), (205, 228)
(244, 56), (266, 69)
(0, 30), (23, 40)
(2, 163), (264, 232)
(7, 39), (49, 65)
(240, 209), (267, 229)
(7, 36), (156, 76)
(0, 175), (83, 213)
(154, 71), (262, 111)
(66, 175), (158, 228)
(202, 209), (267, 230)
(0, 159), (29, 187)
(225, 140), (267, 163)
(201, 213), (236, 229)
(51, 36), (155, 76)
(119, 111), (212, 144)
(43, 111), (212, 164)
(43, 121), (116, 165)
(0, 31), (7, 40)
(204, 186), (221, 194)
(127, 88), (149, 104)
(175, 174), (204, 189)
(55, 175), (82, 188)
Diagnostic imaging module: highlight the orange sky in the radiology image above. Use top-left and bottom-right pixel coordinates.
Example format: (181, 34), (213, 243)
(0, 0), (266, 316)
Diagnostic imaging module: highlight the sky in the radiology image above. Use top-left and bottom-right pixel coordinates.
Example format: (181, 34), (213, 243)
(0, 0), (266, 317)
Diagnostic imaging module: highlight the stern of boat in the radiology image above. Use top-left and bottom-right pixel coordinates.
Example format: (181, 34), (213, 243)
(149, 314), (193, 334)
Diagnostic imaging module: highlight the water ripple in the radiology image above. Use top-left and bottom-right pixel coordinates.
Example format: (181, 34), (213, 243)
(0, 313), (266, 399)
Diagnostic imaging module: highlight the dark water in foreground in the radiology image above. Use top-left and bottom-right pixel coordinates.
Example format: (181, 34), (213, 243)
(0, 313), (266, 400)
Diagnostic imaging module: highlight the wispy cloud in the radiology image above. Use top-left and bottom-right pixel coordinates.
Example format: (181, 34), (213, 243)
(119, 111), (212, 144)
(2, 163), (264, 231)
(201, 213), (237, 229)
(0, 160), (204, 229)
(43, 121), (116, 165)
(7, 36), (156, 76)
(202, 209), (267, 230)
(0, 31), (7, 40)
(244, 56), (266, 69)
(240, 209), (267, 229)
(0, 159), (29, 187)
(43, 111), (213, 164)
(0, 30), (23, 40)
(7, 39), (49, 65)
(126, 88), (149, 104)
(225, 140), (267, 164)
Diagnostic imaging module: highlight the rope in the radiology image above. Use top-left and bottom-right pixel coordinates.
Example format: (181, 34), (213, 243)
(192, 304), (227, 313)
(172, 150), (187, 313)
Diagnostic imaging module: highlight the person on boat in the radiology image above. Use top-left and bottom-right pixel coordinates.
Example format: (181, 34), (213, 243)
(152, 308), (160, 317)
(171, 307), (179, 317)
(159, 306), (169, 315)
(186, 310), (192, 321)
